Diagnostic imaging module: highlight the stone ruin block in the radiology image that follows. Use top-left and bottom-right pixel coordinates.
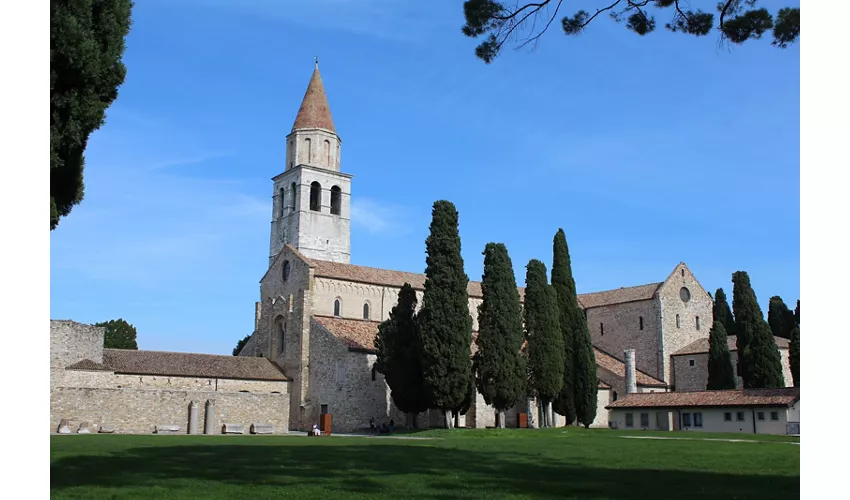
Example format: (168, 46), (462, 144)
(154, 425), (181, 434)
(222, 423), (244, 434)
(57, 419), (71, 434)
(77, 421), (92, 434)
(250, 423), (274, 435)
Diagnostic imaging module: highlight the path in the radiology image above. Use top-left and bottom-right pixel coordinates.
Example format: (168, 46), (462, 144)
(620, 435), (799, 445)
(288, 431), (437, 440)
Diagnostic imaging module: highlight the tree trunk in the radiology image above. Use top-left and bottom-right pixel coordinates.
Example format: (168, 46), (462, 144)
(444, 410), (454, 429)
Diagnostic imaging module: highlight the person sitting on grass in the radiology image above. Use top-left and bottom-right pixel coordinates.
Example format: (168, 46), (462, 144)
(311, 424), (321, 436)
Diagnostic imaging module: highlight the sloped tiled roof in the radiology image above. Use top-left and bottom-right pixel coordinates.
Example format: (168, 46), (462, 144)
(578, 283), (663, 309)
(100, 349), (289, 381)
(594, 347), (667, 387)
(307, 258), (665, 309)
(673, 335), (791, 356)
(607, 387), (800, 409)
(292, 66), (336, 133)
(67, 359), (111, 371)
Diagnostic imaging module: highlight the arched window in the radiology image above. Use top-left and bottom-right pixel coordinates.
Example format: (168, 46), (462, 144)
(363, 302), (370, 320)
(696, 316), (700, 330)
(324, 139), (331, 167)
(333, 298), (341, 317)
(310, 182), (321, 212)
(371, 365), (377, 381)
(275, 316), (286, 355)
(304, 138), (312, 163)
(282, 260), (290, 282)
(676, 314), (680, 328)
(279, 187), (285, 217)
(330, 186), (341, 215)
(290, 182), (297, 210)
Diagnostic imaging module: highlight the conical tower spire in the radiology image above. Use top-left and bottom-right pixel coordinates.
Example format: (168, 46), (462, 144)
(292, 60), (336, 133)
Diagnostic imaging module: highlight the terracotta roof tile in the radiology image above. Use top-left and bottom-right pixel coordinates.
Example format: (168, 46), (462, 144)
(308, 258), (661, 309)
(606, 387), (799, 409)
(67, 359), (111, 371)
(594, 347), (667, 387)
(578, 282), (662, 309)
(292, 66), (336, 133)
(101, 349), (289, 381)
(673, 335), (791, 356)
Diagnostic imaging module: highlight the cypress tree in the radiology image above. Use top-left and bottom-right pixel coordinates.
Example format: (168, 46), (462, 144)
(713, 288), (735, 336)
(374, 283), (430, 426)
(706, 321), (736, 390)
(768, 296), (795, 339)
(524, 259), (564, 428)
(418, 200), (474, 429)
(732, 271), (785, 388)
(474, 243), (526, 428)
(551, 229), (577, 425)
(789, 326), (800, 387)
(794, 299), (800, 327)
(549, 229), (597, 428)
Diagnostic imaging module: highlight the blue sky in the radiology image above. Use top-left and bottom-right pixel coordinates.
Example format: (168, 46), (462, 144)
(49, 0), (800, 355)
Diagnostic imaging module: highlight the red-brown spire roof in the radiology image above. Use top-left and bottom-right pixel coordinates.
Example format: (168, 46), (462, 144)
(292, 64), (336, 133)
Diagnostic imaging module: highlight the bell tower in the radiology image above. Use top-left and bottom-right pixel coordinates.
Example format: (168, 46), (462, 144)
(269, 61), (352, 265)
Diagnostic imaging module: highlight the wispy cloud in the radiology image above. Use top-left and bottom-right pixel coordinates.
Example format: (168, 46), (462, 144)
(350, 198), (413, 235)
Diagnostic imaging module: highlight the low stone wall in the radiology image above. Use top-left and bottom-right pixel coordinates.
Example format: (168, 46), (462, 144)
(63, 369), (288, 394)
(50, 386), (290, 435)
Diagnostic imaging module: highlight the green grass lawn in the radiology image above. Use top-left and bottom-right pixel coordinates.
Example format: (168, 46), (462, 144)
(50, 427), (799, 499)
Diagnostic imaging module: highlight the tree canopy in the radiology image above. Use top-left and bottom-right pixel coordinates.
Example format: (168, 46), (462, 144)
(375, 283), (431, 417)
(768, 295), (796, 339)
(461, 0), (800, 63)
(474, 243), (526, 420)
(97, 318), (138, 350)
(789, 326), (799, 387)
(51, 0), (134, 230)
(551, 229), (579, 424)
(731, 271), (784, 389)
(713, 288), (735, 336)
(418, 200), (474, 427)
(706, 321), (736, 390)
(232, 334), (251, 356)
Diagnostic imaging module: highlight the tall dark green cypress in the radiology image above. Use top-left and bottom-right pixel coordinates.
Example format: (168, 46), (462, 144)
(550, 229), (596, 428)
(418, 200), (474, 429)
(474, 243), (526, 428)
(706, 321), (736, 390)
(732, 271), (785, 388)
(789, 326), (800, 387)
(551, 229), (577, 425)
(794, 299), (800, 327)
(713, 288), (735, 336)
(524, 259), (564, 428)
(768, 296), (795, 339)
(374, 283), (430, 425)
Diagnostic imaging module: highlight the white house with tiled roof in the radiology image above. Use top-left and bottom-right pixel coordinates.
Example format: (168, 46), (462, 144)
(236, 65), (792, 433)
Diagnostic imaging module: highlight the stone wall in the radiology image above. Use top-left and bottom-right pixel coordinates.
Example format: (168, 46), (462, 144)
(671, 347), (794, 392)
(656, 263), (714, 384)
(62, 369), (289, 394)
(51, 320), (105, 387)
(586, 300), (659, 379)
(51, 386), (290, 435)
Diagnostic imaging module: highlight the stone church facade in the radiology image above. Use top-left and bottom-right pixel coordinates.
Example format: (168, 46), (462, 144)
(49, 64), (794, 434)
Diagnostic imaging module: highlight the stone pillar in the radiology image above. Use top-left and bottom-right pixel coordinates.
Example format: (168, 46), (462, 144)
(624, 349), (637, 394)
(188, 400), (199, 435)
(204, 399), (217, 434)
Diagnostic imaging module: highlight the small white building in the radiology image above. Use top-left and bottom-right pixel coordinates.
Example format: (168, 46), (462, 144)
(606, 388), (800, 435)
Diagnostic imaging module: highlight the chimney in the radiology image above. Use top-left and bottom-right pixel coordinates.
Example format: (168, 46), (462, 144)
(624, 349), (637, 394)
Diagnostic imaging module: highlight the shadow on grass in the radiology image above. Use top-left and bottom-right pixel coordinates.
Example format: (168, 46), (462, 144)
(51, 438), (799, 499)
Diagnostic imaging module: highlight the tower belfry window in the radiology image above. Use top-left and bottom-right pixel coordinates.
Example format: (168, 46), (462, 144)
(279, 188), (285, 217)
(310, 182), (321, 212)
(290, 182), (297, 210)
(330, 186), (341, 215)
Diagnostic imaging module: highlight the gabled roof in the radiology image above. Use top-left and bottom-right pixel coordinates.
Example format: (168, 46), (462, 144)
(96, 349), (289, 382)
(66, 359), (110, 371)
(578, 283), (662, 309)
(673, 335), (791, 356)
(594, 347), (667, 387)
(292, 65), (336, 133)
(606, 387), (799, 410)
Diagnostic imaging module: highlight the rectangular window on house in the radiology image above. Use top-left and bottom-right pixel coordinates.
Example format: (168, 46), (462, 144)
(625, 413), (634, 427)
(689, 359), (695, 367)
(757, 412), (765, 421)
(771, 411), (779, 421)
(694, 413), (703, 427)
(736, 411), (745, 421)
(640, 413), (650, 427)
(724, 412), (732, 421)
(682, 413), (692, 427)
